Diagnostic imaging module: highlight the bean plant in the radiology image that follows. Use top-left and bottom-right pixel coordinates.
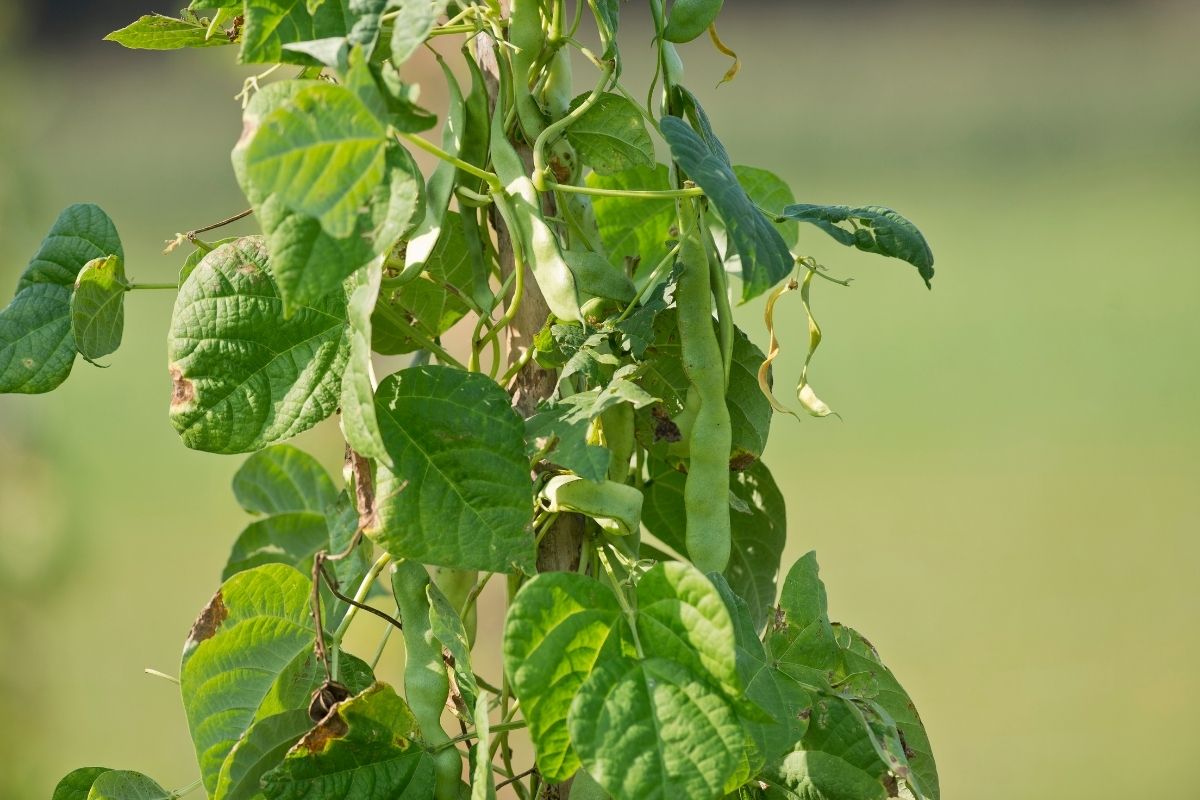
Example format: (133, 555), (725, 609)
(7, 2), (940, 799)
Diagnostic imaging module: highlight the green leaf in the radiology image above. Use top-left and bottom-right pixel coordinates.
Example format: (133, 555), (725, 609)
(241, 0), (350, 65)
(53, 768), (113, 800)
(568, 657), (743, 800)
(245, 82), (389, 240)
(635, 562), (740, 696)
(339, 259), (388, 462)
(643, 460), (786, 632)
(215, 709), (313, 800)
(765, 751), (887, 800)
(180, 238), (239, 286)
(345, 0), (389, 52)
(373, 212), (474, 355)
(587, 164), (675, 273)
(770, 552), (839, 673)
(168, 237), (350, 454)
(389, 0), (452, 65)
(503, 572), (626, 782)
(180, 564), (367, 795)
(85, 771), (170, 800)
(369, 366), (535, 573)
(564, 250), (637, 306)
(261, 683), (435, 800)
(566, 93), (654, 176)
(779, 204), (934, 287)
(592, 0), (620, 60)
(661, 115), (793, 302)
(525, 406), (611, 483)
(711, 574), (811, 770)
(233, 444), (339, 516)
(734, 165), (798, 248)
(71, 255), (126, 360)
(470, 690), (496, 800)
(234, 81), (423, 312)
(1, 204), (122, 394)
(105, 14), (237, 50)
(799, 700), (888, 785)
(663, 0), (723, 43)
(635, 311), (772, 467)
(223, 512), (330, 581)
(426, 580), (479, 716)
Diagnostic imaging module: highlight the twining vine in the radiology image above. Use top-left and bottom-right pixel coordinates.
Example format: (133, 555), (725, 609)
(3, 2), (940, 800)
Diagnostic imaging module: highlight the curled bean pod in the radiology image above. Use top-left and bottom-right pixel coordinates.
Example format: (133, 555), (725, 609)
(392, 560), (461, 800)
(676, 197), (732, 574)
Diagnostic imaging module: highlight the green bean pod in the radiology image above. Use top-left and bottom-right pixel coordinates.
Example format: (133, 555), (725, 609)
(392, 560), (461, 800)
(509, 0), (547, 141)
(676, 198), (732, 574)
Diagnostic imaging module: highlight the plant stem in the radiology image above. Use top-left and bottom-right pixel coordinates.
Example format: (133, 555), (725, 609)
(126, 282), (177, 291)
(434, 720), (527, 752)
(615, 242), (681, 323)
(397, 132), (500, 190)
(532, 60), (615, 190)
(546, 181), (704, 200)
(331, 552), (395, 642)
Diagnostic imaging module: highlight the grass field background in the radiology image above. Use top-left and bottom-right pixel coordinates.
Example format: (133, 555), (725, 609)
(1, 3), (1198, 798)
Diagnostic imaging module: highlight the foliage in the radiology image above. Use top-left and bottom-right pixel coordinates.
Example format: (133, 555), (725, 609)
(22, 1), (939, 798)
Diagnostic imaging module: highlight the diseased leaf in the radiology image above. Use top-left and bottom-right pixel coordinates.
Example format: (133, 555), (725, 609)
(427, 581), (479, 716)
(105, 14), (237, 50)
(244, 82), (389, 240)
(568, 657), (742, 800)
(780, 204), (934, 286)
(85, 771), (170, 800)
(261, 683), (435, 800)
(587, 164), (675, 274)
(167, 237), (350, 454)
(241, 0), (350, 65)
(181, 564), (374, 796)
(71, 255), (126, 360)
(503, 572), (626, 782)
(1, 204), (122, 394)
(661, 115), (793, 301)
(369, 366), (535, 573)
(53, 768), (113, 800)
(567, 93), (654, 176)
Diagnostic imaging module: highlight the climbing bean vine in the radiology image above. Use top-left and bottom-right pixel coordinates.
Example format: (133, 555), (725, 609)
(5, 2), (941, 799)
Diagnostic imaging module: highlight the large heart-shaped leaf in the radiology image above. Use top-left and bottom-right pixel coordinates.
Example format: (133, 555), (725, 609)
(167, 237), (349, 454)
(241, 0), (350, 65)
(503, 572), (627, 782)
(261, 683), (434, 800)
(1, 204), (122, 394)
(587, 164), (675, 274)
(568, 657), (743, 800)
(566, 93), (654, 176)
(369, 366), (535, 573)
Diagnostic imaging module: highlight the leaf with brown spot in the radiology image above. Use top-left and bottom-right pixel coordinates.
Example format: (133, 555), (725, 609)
(186, 590), (227, 647)
(262, 683), (435, 800)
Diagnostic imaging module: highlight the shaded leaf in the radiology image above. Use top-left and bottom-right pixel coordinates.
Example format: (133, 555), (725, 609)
(389, 0), (452, 65)
(587, 164), (675, 274)
(664, 0), (723, 43)
(215, 709), (313, 800)
(661, 115), (793, 302)
(339, 259), (388, 462)
(241, 0), (350, 65)
(567, 93), (654, 176)
(427, 580), (479, 715)
(765, 751), (887, 800)
(1, 204), (122, 394)
(369, 366), (535, 573)
(53, 768), (113, 800)
(734, 165), (798, 248)
(71, 255), (126, 360)
(85, 771), (170, 800)
(525, 406), (612, 483)
(780, 204), (934, 286)
(232, 444), (339, 517)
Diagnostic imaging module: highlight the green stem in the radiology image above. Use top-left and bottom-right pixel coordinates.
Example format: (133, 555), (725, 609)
(372, 304), (467, 370)
(398, 132), (501, 190)
(546, 181), (703, 200)
(434, 720), (527, 752)
(126, 282), (177, 291)
(331, 552), (395, 643)
(368, 604), (400, 670)
(532, 61), (615, 190)
(596, 547), (642, 658)
(170, 777), (203, 799)
(615, 242), (681, 323)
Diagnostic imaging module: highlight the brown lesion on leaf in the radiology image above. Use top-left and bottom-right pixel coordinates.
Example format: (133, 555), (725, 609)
(186, 591), (227, 646)
(298, 709), (349, 753)
(651, 405), (681, 443)
(728, 450), (757, 471)
(170, 365), (195, 407)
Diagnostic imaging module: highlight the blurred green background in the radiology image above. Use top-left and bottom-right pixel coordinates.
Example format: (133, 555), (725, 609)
(2, 2), (1198, 798)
